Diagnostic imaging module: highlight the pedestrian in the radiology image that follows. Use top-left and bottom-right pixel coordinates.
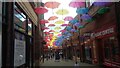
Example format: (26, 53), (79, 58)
(74, 62), (79, 68)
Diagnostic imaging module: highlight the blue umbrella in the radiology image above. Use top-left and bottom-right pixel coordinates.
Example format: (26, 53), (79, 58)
(76, 7), (88, 14)
(69, 19), (79, 24)
(66, 26), (72, 31)
(74, 22), (81, 27)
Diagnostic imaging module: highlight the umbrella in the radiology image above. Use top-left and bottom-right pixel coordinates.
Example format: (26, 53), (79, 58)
(54, 27), (61, 30)
(76, 7), (88, 14)
(34, 7), (48, 14)
(56, 9), (69, 15)
(97, 7), (109, 14)
(42, 27), (49, 30)
(55, 20), (64, 24)
(69, 2), (85, 8)
(69, 19), (79, 24)
(57, 34), (62, 36)
(74, 22), (81, 27)
(48, 24), (55, 27)
(49, 30), (55, 32)
(40, 19), (49, 24)
(44, 32), (50, 34)
(66, 26), (72, 31)
(48, 16), (58, 21)
(45, 2), (60, 9)
(81, 14), (92, 20)
(60, 30), (66, 33)
(61, 24), (68, 26)
(53, 31), (59, 34)
(64, 16), (74, 21)
(71, 29), (77, 32)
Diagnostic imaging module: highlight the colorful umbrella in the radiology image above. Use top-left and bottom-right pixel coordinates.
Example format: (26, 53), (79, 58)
(97, 7), (109, 14)
(45, 2), (60, 9)
(40, 19), (49, 24)
(48, 16), (58, 21)
(74, 22), (81, 27)
(34, 7), (48, 14)
(55, 20), (64, 24)
(56, 9), (69, 15)
(42, 27), (49, 30)
(76, 7), (88, 14)
(69, 19), (79, 24)
(93, 2), (111, 7)
(54, 27), (61, 30)
(48, 24), (55, 27)
(69, 2), (85, 8)
(61, 24), (68, 26)
(81, 14), (92, 20)
(60, 30), (66, 33)
(64, 16), (74, 21)
(49, 30), (55, 32)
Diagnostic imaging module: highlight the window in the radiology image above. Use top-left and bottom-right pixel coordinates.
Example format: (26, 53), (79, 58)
(28, 19), (32, 36)
(103, 36), (120, 63)
(14, 4), (26, 33)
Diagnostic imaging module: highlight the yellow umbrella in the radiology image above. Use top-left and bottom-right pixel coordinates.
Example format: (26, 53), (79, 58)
(54, 27), (61, 30)
(56, 9), (69, 15)
(55, 20), (64, 24)
(53, 32), (60, 34)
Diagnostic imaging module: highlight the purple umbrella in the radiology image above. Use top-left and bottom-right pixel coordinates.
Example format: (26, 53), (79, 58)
(64, 16), (74, 21)
(81, 14), (92, 20)
(74, 22), (81, 27)
(94, 2), (111, 6)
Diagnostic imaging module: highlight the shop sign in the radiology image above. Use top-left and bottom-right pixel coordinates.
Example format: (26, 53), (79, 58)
(91, 27), (114, 38)
(83, 32), (91, 37)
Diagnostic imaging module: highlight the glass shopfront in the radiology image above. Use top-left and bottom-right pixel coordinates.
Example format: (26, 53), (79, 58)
(103, 36), (120, 63)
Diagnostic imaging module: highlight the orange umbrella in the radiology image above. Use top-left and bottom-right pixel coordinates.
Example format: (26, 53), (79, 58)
(48, 16), (58, 21)
(45, 2), (60, 9)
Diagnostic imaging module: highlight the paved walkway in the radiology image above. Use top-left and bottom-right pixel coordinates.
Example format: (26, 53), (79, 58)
(40, 58), (103, 68)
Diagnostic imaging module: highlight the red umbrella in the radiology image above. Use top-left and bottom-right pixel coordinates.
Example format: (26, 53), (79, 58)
(48, 24), (55, 27)
(49, 30), (55, 32)
(64, 16), (74, 21)
(40, 19), (49, 24)
(45, 2), (60, 9)
(60, 30), (66, 33)
(48, 16), (58, 21)
(34, 7), (48, 14)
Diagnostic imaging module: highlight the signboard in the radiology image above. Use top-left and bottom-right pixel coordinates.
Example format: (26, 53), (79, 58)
(14, 39), (26, 66)
(91, 27), (115, 38)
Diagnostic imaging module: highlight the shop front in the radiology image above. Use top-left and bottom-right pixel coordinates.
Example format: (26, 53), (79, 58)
(91, 25), (120, 67)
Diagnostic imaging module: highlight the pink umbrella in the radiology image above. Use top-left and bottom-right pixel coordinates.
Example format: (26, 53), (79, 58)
(61, 24), (68, 26)
(57, 34), (62, 36)
(48, 24), (55, 27)
(64, 16), (74, 21)
(34, 7), (48, 14)
(40, 19), (49, 24)
(42, 27), (49, 30)
(69, 1), (85, 8)
(49, 30), (55, 32)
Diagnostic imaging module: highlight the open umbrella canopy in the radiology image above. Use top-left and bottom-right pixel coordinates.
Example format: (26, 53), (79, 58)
(81, 14), (92, 20)
(48, 16), (58, 21)
(54, 27), (61, 30)
(40, 19), (49, 24)
(48, 24), (55, 27)
(69, 19), (79, 24)
(55, 20), (64, 24)
(69, 2), (85, 8)
(34, 7), (48, 14)
(76, 7), (89, 14)
(61, 24), (68, 26)
(45, 2), (60, 9)
(64, 16), (74, 21)
(56, 9), (69, 15)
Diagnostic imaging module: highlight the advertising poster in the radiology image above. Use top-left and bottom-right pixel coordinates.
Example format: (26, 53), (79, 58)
(14, 39), (26, 66)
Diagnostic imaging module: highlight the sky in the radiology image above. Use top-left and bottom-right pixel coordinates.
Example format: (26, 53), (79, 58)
(42, 0), (77, 36)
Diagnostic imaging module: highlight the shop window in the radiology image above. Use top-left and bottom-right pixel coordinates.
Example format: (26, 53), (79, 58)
(14, 5), (26, 33)
(103, 36), (120, 63)
(28, 19), (32, 36)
